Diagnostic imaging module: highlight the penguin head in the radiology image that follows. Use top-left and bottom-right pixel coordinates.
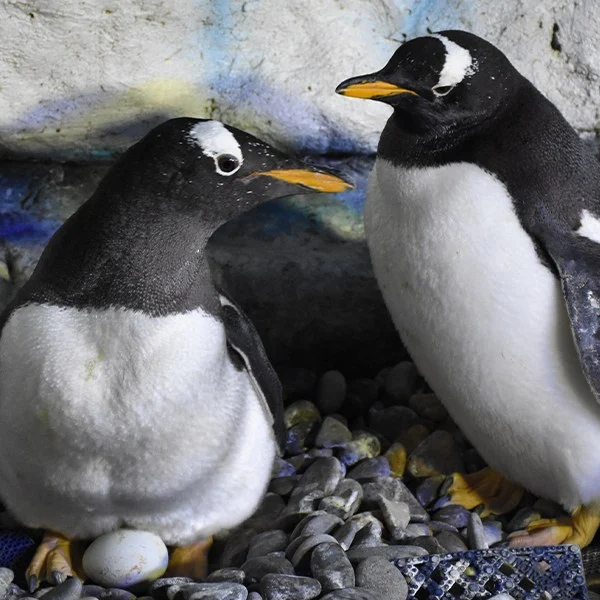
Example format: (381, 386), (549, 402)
(336, 30), (521, 133)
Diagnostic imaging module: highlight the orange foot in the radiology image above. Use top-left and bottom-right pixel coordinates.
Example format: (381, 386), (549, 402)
(442, 467), (524, 517)
(166, 537), (213, 579)
(509, 505), (600, 548)
(26, 531), (84, 591)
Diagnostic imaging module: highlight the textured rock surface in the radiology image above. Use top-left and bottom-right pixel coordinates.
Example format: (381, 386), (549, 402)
(0, 1), (599, 159)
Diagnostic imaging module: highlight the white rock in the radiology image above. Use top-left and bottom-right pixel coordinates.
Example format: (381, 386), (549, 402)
(82, 529), (168, 588)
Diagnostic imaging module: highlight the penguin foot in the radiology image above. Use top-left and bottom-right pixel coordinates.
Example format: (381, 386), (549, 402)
(442, 467), (524, 517)
(26, 531), (83, 591)
(166, 537), (213, 579)
(509, 505), (600, 548)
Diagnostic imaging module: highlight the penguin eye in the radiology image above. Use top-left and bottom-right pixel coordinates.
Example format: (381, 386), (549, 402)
(215, 154), (241, 176)
(432, 85), (455, 97)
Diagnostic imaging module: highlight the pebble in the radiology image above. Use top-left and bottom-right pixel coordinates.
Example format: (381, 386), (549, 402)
(271, 459), (296, 479)
(81, 586), (106, 599)
(149, 578), (194, 600)
(482, 519), (504, 547)
(206, 569), (246, 585)
(414, 475), (445, 507)
(101, 590), (136, 600)
(377, 497), (410, 541)
(268, 477), (299, 497)
(281, 490), (325, 520)
(0, 569), (13, 599)
(220, 531), (253, 568)
(37, 580), (82, 600)
(383, 444), (406, 478)
(310, 543), (355, 592)
(320, 590), (385, 600)
(345, 545), (427, 563)
(253, 495), (286, 520)
(247, 531), (289, 559)
(396, 425), (430, 455)
(260, 575), (321, 600)
(408, 393), (448, 422)
(346, 379), (378, 407)
(316, 371), (347, 416)
(355, 556), (409, 600)
(289, 534), (340, 571)
(241, 556), (295, 583)
(383, 362), (419, 405)
(435, 530), (468, 553)
(350, 521), (382, 548)
(361, 477), (430, 522)
(290, 513), (344, 540)
(407, 431), (464, 478)
(285, 422), (317, 455)
(318, 479), (362, 520)
(247, 594), (262, 600)
(290, 458), (344, 499)
(432, 505), (471, 529)
(468, 512), (490, 549)
(336, 433), (380, 467)
(368, 406), (418, 443)
(347, 458), (390, 482)
(175, 582), (248, 600)
(412, 535), (447, 554)
(284, 401), (321, 429)
(506, 507), (542, 532)
(315, 417), (352, 448)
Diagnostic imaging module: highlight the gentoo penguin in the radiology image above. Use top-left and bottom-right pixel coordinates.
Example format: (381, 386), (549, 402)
(0, 117), (350, 587)
(337, 30), (600, 547)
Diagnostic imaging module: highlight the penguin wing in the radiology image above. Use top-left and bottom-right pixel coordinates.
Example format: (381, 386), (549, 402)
(218, 291), (286, 449)
(544, 233), (600, 402)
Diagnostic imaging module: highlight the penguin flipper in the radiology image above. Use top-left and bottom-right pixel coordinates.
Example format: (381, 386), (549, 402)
(218, 291), (286, 450)
(544, 234), (600, 402)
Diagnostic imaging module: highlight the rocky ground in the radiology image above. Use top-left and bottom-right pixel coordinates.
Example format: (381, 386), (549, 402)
(0, 364), (594, 600)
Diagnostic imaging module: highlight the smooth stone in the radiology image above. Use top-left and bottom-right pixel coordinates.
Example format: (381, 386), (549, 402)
(281, 490), (326, 518)
(271, 458), (296, 479)
(332, 521), (361, 551)
(315, 417), (353, 448)
(268, 477), (299, 497)
(320, 590), (385, 600)
(34, 590), (52, 599)
(414, 476), (445, 508)
(396, 425), (430, 455)
(429, 520), (459, 534)
(307, 447), (334, 458)
(279, 369), (317, 403)
(290, 512), (344, 540)
(355, 555), (409, 600)
(221, 531), (254, 568)
(319, 479), (363, 519)
(175, 583), (248, 600)
(260, 574), (320, 600)
(383, 362), (419, 405)
(253, 494), (286, 519)
(467, 512), (488, 549)
(0, 570), (14, 600)
(350, 521), (383, 548)
(337, 433), (381, 467)
(310, 542), (355, 592)
(247, 531), (289, 559)
(506, 507), (542, 533)
(81, 586), (106, 599)
(316, 371), (347, 416)
(100, 590), (136, 600)
(361, 477), (430, 522)
(83, 530), (168, 588)
(368, 406), (419, 443)
(206, 569), (246, 584)
(247, 594), (262, 600)
(346, 545), (427, 563)
(287, 454), (316, 473)
(482, 520), (504, 547)
(412, 535), (446, 554)
(149, 578), (194, 600)
(284, 401), (321, 429)
(286, 422), (317, 455)
(340, 393), (368, 420)
(347, 379), (379, 406)
(432, 505), (472, 529)
(37, 580), (82, 600)
(408, 394), (448, 422)
(82, 597), (102, 600)
(348, 458), (391, 482)
(383, 444), (406, 478)
(378, 497), (410, 541)
(402, 523), (433, 539)
(290, 457), (344, 499)
(241, 556), (295, 583)
(435, 531), (468, 553)
(407, 431), (464, 478)
(290, 534), (340, 571)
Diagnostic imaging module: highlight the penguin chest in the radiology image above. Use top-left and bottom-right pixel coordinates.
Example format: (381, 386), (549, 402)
(366, 159), (600, 508)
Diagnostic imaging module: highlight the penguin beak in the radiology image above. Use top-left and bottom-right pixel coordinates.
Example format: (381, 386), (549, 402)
(336, 74), (419, 100)
(251, 169), (353, 193)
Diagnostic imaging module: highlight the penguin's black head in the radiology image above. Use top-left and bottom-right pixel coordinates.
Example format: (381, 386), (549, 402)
(336, 30), (522, 134)
(100, 117), (352, 230)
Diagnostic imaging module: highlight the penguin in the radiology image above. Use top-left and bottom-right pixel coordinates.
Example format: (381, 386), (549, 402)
(0, 117), (351, 587)
(336, 30), (600, 547)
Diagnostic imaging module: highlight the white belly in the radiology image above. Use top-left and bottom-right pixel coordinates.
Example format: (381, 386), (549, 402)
(0, 303), (276, 544)
(366, 158), (600, 509)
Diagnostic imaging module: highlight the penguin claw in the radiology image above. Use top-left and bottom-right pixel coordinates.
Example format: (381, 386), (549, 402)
(442, 467), (524, 517)
(28, 575), (38, 594)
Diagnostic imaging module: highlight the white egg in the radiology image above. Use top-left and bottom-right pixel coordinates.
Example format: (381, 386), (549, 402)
(82, 529), (169, 588)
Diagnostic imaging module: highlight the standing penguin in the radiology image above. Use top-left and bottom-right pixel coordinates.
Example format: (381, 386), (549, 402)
(336, 30), (600, 547)
(0, 117), (351, 587)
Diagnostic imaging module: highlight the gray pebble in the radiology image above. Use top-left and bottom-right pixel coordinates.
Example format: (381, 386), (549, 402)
(319, 479), (362, 520)
(482, 519), (504, 547)
(286, 422), (317, 455)
(175, 583), (248, 600)
(33, 590), (52, 599)
(0, 570), (14, 600)
(412, 535), (446, 554)
(268, 476), (299, 497)
(290, 512), (344, 540)
(401, 523), (433, 539)
(321, 590), (385, 600)
(467, 512), (488, 549)
(81, 586), (106, 600)
(82, 596), (101, 600)
(347, 458), (391, 482)
(260, 574), (321, 600)
(291, 457), (344, 499)
(247, 594), (262, 600)
(408, 393), (448, 422)
(356, 555), (409, 600)
(271, 458), (296, 479)
(221, 530), (253, 568)
(332, 520), (361, 551)
(34, 580), (82, 600)
(378, 497), (410, 540)
(429, 520), (459, 534)
(435, 531), (468, 552)
(361, 477), (430, 522)
(383, 362), (419, 405)
(252, 494), (286, 520)
(346, 545), (428, 563)
(315, 417), (353, 449)
(247, 531), (289, 559)
(281, 490), (326, 518)
(506, 507), (542, 532)
(100, 590), (136, 600)
(414, 476), (445, 507)
(407, 431), (464, 478)
(368, 406), (419, 442)
(351, 521), (383, 548)
(206, 569), (246, 584)
(432, 505), (471, 529)
(290, 534), (340, 571)
(284, 401), (321, 429)
(307, 448), (334, 459)
(336, 433), (381, 467)
(310, 542), (355, 592)
(150, 578), (194, 600)
(241, 555), (295, 583)
(316, 371), (347, 416)
(347, 379), (379, 406)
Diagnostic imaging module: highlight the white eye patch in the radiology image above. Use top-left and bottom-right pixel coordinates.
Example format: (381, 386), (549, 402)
(188, 121), (243, 176)
(429, 34), (476, 89)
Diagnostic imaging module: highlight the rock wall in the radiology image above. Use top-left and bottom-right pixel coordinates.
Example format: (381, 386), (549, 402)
(0, 0), (598, 160)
